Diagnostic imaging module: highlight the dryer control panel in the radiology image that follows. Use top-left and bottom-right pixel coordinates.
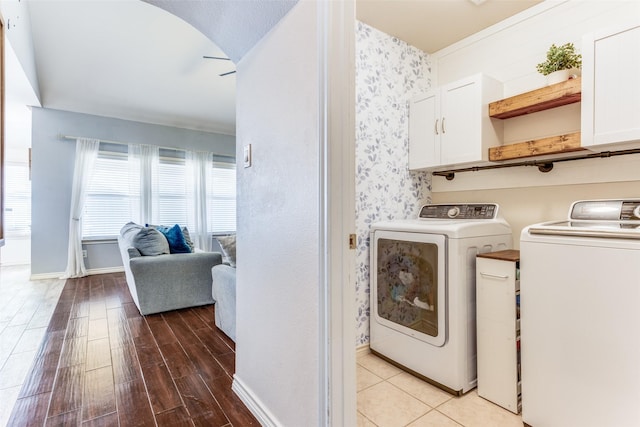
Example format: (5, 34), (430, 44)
(419, 204), (498, 220)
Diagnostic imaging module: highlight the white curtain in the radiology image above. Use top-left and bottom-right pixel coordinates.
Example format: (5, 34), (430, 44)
(129, 144), (159, 225)
(62, 138), (101, 279)
(186, 151), (211, 251)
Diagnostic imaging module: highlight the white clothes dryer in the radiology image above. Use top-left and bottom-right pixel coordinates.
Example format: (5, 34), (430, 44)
(370, 203), (512, 395)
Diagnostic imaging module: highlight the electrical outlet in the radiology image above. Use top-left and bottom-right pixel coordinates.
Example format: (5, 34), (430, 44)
(82, 250), (88, 258)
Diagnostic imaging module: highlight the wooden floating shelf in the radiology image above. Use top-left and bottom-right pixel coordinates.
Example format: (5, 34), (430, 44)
(489, 132), (584, 161)
(489, 77), (582, 119)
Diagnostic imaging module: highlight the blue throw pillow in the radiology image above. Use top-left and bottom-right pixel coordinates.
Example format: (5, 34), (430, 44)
(156, 224), (192, 254)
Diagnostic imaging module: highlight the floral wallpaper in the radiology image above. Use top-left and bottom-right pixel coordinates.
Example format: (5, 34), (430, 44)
(355, 22), (433, 346)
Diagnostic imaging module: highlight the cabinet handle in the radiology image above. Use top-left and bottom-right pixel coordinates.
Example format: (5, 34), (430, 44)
(479, 272), (509, 280)
(441, 117), (446, 134)
(434, 119), (439, 135)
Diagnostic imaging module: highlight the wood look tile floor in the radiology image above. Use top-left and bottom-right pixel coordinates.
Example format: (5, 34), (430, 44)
(5, 272), (258, 427)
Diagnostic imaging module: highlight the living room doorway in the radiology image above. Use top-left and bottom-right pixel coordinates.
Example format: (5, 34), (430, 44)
(1, 40), (38, 267)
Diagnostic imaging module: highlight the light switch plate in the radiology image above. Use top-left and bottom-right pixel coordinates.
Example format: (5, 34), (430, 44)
(243, 144), (252, 168)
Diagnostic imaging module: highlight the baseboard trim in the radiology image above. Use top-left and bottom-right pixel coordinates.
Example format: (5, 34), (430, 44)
(30, 266), (124, 281)
(0, 261), (30, 267)
(87, 266), (125, 275)
(30, 272), (65, 280)
(232, 375), (281, 427)
(356, 343), (370, 357)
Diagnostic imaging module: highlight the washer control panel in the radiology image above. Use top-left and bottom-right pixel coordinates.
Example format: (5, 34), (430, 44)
(570, 200), (640, 221)
(419, 204), (497, 220)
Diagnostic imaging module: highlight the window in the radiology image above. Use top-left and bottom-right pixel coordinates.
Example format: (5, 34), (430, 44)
(208, 160), (236, 233)
(4, 161), (31, 237)
(157, 156), (188, 227)
(82, 145), (236, 239)
(83, 150), (136, 238)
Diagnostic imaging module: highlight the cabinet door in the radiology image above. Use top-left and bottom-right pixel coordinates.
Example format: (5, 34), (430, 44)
(582, 23), (640, 149)
(476, 257), (520, 414)
(440, 77), (482, 165)
(409, 92), (439, 170)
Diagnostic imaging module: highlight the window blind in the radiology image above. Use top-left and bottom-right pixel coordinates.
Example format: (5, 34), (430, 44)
(157, 158), (187, 226)
(4, 162), (32, 236)
(82, 146), (236, 239)
(83, 152), (136, 238)
(208, 161), (236, 233)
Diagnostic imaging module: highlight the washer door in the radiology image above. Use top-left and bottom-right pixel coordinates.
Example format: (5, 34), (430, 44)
(371, 230), (447, 347)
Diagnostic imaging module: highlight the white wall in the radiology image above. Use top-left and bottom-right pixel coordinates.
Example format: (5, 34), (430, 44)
(430, 0), (640, 245)
(30, 107), (235, 276)
(0, 0), (41, 101)
(354, 22), (431, 346)
(1, 237), (29, 265)
(233, 1), (321, 425)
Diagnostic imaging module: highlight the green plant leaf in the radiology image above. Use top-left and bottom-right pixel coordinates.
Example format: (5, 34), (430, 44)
(536, 42), (582, 75)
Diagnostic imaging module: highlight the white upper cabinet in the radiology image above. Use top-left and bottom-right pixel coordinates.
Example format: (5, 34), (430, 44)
(409, 91), (439, 170)
(409, 73), (503, 170)
(581, 22), (640, 150)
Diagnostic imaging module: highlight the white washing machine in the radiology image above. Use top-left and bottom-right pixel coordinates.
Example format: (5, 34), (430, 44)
(370, 203), (512, 394)
(520, 199), (640, 427)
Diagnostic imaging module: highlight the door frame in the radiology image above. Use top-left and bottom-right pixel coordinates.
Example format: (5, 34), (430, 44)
(318, 0), (356, 425)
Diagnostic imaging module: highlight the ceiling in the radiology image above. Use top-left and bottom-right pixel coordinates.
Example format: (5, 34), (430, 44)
(20, 0), (543, 138)
(27, 0), (237, 135)
(356, 0), (544, 53)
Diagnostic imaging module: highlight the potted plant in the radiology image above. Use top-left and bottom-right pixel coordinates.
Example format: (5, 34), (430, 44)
(536, 42), (582, 85)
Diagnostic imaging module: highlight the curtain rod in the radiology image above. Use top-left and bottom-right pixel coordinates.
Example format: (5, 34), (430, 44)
(59, 134), (235, 159)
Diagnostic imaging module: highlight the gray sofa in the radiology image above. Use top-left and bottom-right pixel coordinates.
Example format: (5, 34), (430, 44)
(211, 264), (236, 341)
(211, 235), (237, 341)
(117, 227), (223, 315)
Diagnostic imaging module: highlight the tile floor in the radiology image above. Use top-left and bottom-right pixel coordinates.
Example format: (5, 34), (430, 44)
(0, 265), (66, 427)
(357, 352), (524, 427)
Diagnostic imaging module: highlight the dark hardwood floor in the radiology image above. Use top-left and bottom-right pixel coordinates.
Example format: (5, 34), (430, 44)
(7, 273), (257, 426)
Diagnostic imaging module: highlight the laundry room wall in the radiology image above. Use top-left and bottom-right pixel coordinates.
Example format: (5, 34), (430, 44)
(354, 22), (431, 346)
(429, 1), (640, 247)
